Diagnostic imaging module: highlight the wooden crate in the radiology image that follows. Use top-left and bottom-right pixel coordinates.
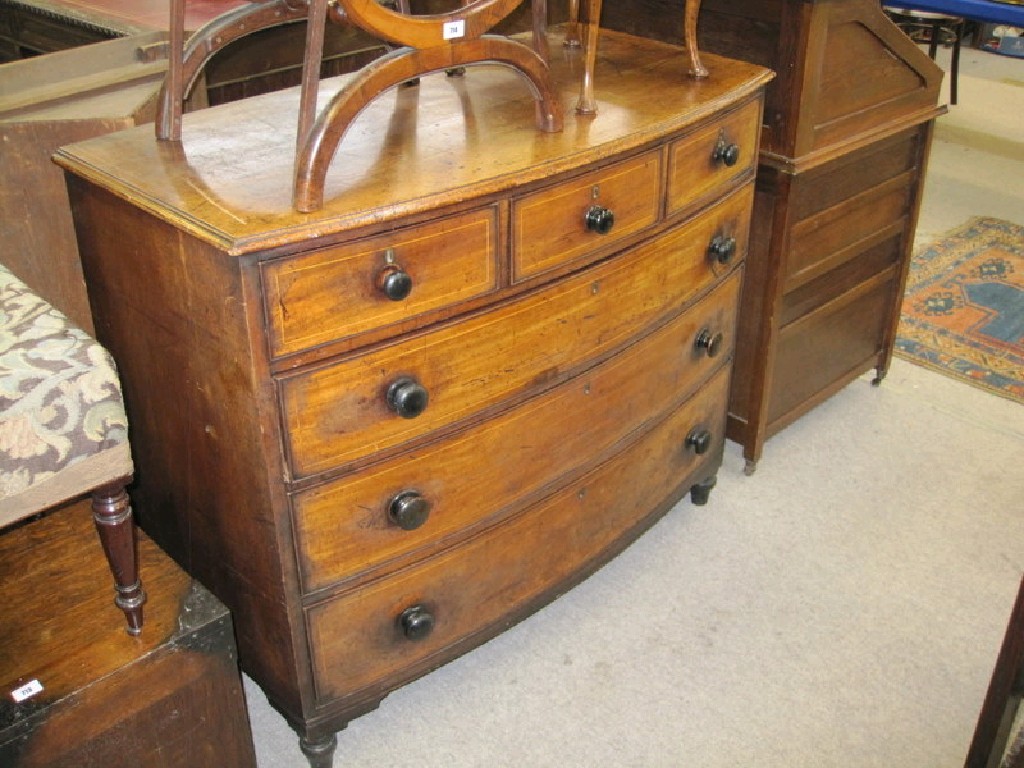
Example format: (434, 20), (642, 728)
(0, 498), (256, 768)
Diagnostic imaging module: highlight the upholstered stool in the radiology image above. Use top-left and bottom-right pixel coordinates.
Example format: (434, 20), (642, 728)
(0, 261), (145, 635)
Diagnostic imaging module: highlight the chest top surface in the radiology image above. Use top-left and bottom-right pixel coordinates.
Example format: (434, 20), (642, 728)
(54, 29), (771, 255)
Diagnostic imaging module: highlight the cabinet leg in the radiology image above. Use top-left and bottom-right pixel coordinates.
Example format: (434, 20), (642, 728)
(299, 732), (338, 768)
(689, 474), (717, 506)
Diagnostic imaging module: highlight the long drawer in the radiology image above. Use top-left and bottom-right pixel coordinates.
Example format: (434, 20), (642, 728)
(279, 184), (753, 479)
(306, 365), (731, 707)
(292, 272), (741, 594)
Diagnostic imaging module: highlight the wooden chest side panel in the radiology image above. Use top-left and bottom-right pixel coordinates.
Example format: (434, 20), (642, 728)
(65, 178), (308, 714)
(0, 502), (255, 768)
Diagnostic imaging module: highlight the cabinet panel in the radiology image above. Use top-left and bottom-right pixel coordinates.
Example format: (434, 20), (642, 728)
(785, 177), (912, 291)
(768, 272), (895, 426)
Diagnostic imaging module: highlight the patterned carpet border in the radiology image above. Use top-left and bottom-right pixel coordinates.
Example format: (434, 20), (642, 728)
(895, 216), (1024, 404)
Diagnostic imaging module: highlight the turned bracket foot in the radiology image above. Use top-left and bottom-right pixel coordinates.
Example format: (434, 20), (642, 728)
(689, 474), (717, 506)
(299, 732), (338, 768)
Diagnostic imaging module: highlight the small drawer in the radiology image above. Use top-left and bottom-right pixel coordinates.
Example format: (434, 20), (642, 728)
(279, 184), (753, 479)
(306, 365), (731, 707)
(262, 207), (498, 358)
(511, 150), (661, 281)
(666, 98), (761, 219)
(292, 272), (741, 593)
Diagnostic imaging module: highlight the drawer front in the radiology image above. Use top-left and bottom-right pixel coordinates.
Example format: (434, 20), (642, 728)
(666, 98), (760, 219)
(511, 150), (661, 281)
(262, 207), (498, 358)
(306, 365), (730, 706)
(280, 184), (753, 479)
(293, 272), (742, 593)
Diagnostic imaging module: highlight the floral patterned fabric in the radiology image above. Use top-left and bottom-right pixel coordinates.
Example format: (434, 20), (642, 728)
(0, 261), (132, 528)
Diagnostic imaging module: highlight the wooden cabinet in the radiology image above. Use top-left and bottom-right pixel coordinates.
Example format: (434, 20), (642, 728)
(57, 30), (770, 766)
(603, 0), (946, 471)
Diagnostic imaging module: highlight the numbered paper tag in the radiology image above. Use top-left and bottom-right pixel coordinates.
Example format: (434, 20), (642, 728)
(443, 19), (466, 40)
(11, 679), (43, 703)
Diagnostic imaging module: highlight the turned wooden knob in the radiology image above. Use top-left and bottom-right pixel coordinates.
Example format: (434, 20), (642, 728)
(399, 604), (435, 640)
(584, 205), (615, 235)
(386, 377), (429, 419)
(685, 428), (713, 455)
(694, 328), (724, 358)
(712, 139), (741, 167)
(388, 490), (431, 531)
(377, 264), (413, 301)
(708, 235), (737, 265)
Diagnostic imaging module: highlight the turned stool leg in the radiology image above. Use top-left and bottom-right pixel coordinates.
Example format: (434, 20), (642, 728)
(91, 482), (146, 635)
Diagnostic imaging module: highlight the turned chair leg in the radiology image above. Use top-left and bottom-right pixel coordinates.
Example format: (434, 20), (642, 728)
(91, 482), (146, 635)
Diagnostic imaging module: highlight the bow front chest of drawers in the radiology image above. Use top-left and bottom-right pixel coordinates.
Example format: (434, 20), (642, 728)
(57, 30), (771, 766)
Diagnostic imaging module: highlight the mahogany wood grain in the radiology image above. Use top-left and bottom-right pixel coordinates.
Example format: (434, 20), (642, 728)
(56, 33), (771, 248)
(262, 206), (499, 359)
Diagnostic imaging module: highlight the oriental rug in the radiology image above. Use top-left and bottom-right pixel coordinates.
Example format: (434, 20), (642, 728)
(895, 216), (1024, 404)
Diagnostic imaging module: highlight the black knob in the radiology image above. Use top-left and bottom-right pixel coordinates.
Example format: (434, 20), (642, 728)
(386, 377), (429, 419)
(685, 428), (713, 455)
(388, 490), (431, 531)
(399, 604), (435, 640)
(708, 235), (737, 265)
(377, 265), (413, 301)
(713, 139), (741, 167)
(584, 205), (615, 235)
(694, 328), (724, 358)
